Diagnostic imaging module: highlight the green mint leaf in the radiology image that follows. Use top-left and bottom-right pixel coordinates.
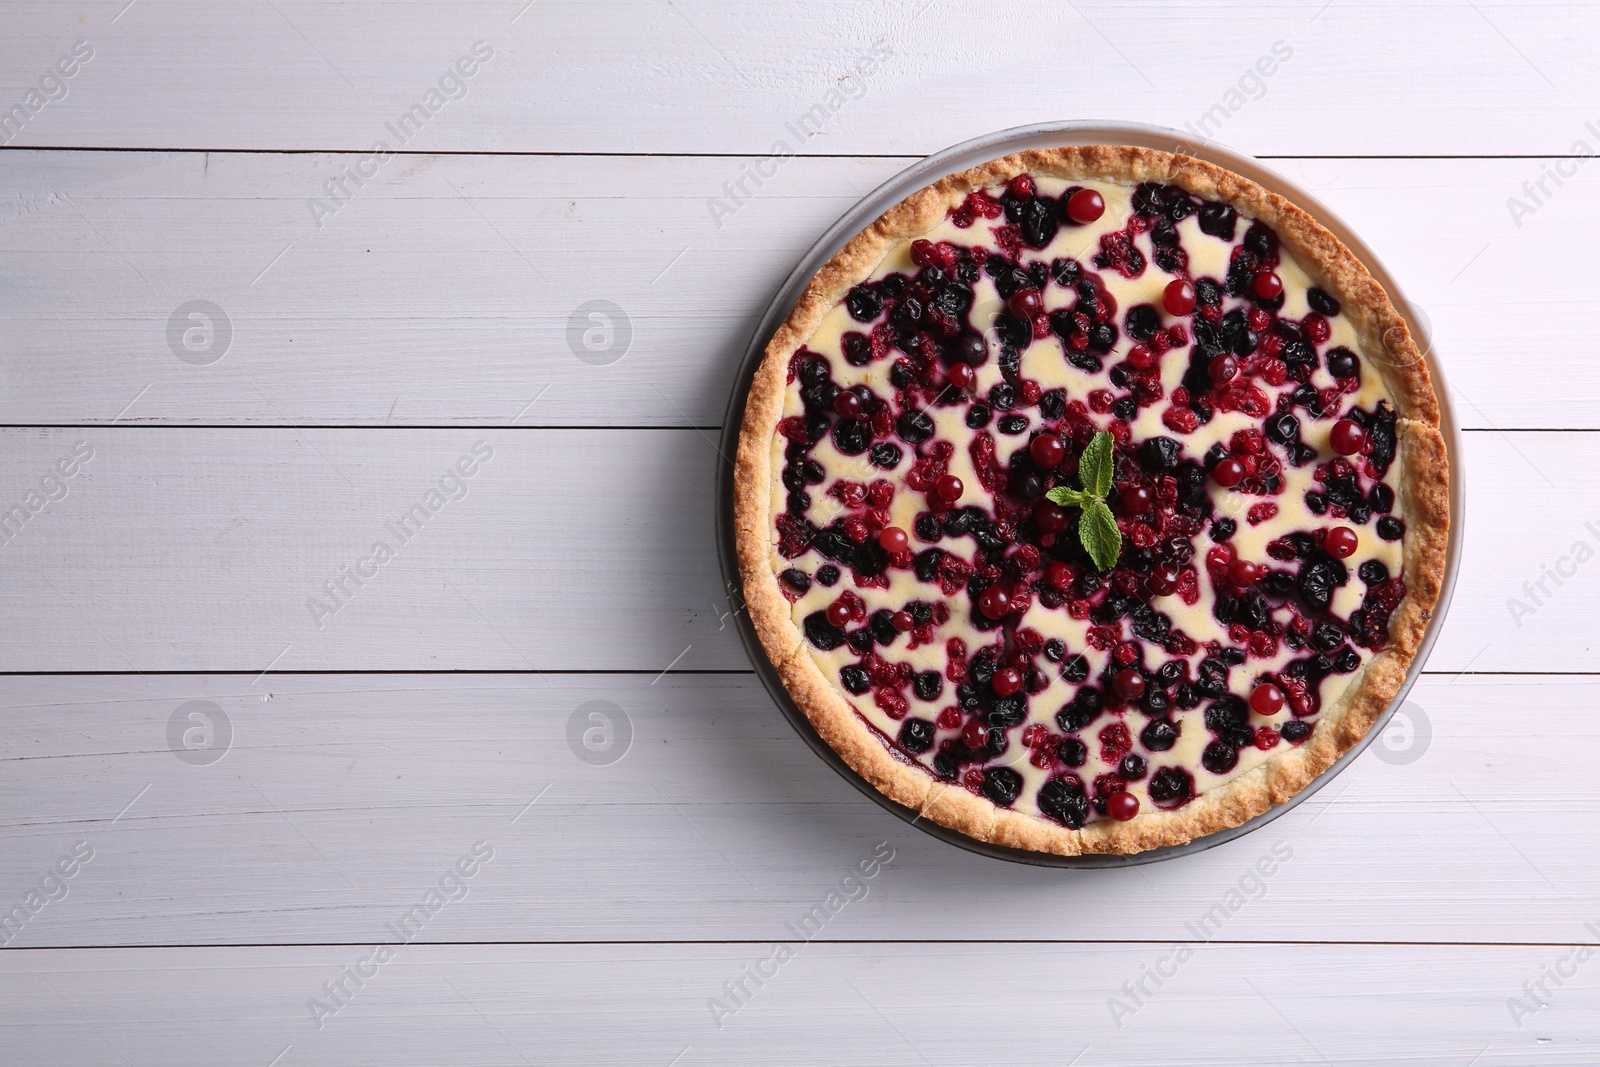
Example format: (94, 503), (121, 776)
(1080, 499), (1122, 572)
(1045, 486), (1091, 509)
(1078, 430), (1114, 499)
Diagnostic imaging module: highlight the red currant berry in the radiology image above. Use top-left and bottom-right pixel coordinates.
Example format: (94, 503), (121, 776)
(1163, 278), (1196, 316)
(1253, 271), (1284, 300)
(877, 527), (908, 553)
(1035, 502), (1067, 534)
(1228, 558), (1262, 587)
(1251, 682), (1285, 715)
(1065, 188), (1105, 224)
(1008, 287), (1044, 319)
(1211, 458), (1246, 488)
(1029, 433), (1066, 468)
(1304, 313), (1331, 345)
(1208, 354), (1239, 384)
(991, 667), (1023, 697)
(978, 585), (1012, 620)
(1112, 669), (1146, 701)
(1107, 791), (1141, 821)
(825, 600), (852, 628)
(1323, 525), (1359, 559)
(891, 610), (914, 632)
(1097, 288), (1118, 319)
(933, 474), (964, 504)
(961, 720), (990, 749)
(1046, 561), (1073, 590)
(1147, 565), (1180, 596)
(947, 361), (975, 390)
(1119, 485), (1153, 515)
(1330, 419), (1366, 456)
(832, 391), (861, 418)
(1007, 174), (1037, 199)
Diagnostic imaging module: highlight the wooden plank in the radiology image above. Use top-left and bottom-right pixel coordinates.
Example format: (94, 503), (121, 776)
(0, 426), (1580, 673)
(0, 1), (1593, 156)
(0, 427), (738, 672)
(0, 671), (1595, 946)
(0, 151), (1591, 429)
(2, 942), (1595, 1064)
(0, 5), (1582, 1058)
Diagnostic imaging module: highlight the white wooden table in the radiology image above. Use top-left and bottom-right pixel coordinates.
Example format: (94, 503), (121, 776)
(1, 2), (1596, 1062)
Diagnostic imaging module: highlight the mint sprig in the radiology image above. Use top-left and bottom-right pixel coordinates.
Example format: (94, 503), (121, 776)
(1044, 430), (1122, 572)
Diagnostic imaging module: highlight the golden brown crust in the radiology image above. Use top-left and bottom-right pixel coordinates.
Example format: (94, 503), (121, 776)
(775, 639), (935, 813)
(734, 145), (1450, 856)
(1391, 420), (1451, 657)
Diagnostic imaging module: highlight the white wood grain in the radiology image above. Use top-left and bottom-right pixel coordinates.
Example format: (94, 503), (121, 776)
(0, 671), (1593, 947)
(0, 426), (1577, 673)
(0, 151), (1589, 429)
(0, 427), (737, 672)
(0, 2), (1590, 1057)
(0, 1), (1591, 157)
(3, 943), (1595, 1065)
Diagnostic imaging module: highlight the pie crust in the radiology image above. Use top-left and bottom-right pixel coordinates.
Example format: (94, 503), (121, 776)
(734, 145), (1448, 855)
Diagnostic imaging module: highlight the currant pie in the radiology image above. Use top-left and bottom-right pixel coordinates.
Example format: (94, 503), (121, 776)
(734, 146), (1447, 855)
